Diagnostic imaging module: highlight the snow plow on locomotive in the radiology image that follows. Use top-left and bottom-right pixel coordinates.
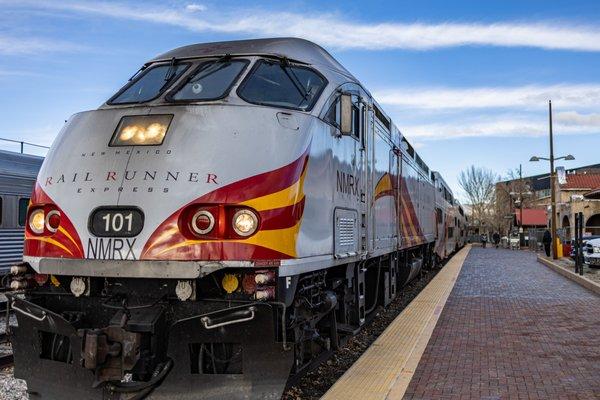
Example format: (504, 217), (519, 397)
(8, 38), (464, 399)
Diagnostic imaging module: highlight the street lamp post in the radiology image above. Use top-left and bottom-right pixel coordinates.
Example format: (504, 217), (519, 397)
(509, 164), (531, 248)
(530, 100), (575, 260)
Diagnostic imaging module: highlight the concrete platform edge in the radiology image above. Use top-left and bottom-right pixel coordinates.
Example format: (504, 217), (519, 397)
(321, 245), (471, 400)
(537, 255), (600, 296)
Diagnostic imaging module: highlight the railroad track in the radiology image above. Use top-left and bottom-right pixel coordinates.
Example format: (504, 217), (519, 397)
(0, 289), (14, 369)
(0, 332), (13, 369)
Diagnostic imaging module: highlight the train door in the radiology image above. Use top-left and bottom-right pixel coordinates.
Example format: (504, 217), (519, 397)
(390, 146), (401, 244)
(357, 96), (369, 255)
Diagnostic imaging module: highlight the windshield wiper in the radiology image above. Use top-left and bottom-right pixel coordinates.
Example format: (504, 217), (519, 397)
(279, 58), (309, 106)
(164, 57), (178, 81)
(189, 54), (232, 84)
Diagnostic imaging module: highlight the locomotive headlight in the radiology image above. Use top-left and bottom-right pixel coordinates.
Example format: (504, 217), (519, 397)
(110, 115), (172, 146)
(145, 122), (166, 139)
(29, 209), (45, 234)
(119, 125), (139, 141)
(232, 209), (258, 237)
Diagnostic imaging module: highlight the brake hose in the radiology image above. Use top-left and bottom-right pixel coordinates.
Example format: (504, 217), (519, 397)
(108, 358), (173, 397)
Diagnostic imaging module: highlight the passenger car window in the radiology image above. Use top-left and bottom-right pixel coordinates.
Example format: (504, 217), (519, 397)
(0, 197), (3, 225)
(169, 60), (248, 101)
(109, 63), (189, 104)
(238, 60), (326, 111)
(18, 198), (29, 226)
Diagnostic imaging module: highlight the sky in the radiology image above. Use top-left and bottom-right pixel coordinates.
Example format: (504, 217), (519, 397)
(1, 0), (600, 200)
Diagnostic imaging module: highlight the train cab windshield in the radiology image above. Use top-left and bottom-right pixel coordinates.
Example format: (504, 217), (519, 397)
(238, 59), (327, 111)
(168, 59), (249, 102)
(109, 63), (189, 104)
(108, 57), (327, 110)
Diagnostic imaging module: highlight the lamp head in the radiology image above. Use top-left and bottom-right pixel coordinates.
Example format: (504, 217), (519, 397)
(564, 154), (575, 161)
(529, 156), (540, 162)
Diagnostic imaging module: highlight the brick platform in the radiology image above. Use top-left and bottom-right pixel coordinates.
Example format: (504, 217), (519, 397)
(403, 247), (600, 400)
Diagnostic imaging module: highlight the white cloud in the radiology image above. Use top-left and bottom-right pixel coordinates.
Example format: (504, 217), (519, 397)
(400, 112), (600, 141)
(0, 35), (83, 55)
(375, 84), (600, 110)
(5, 1), (600, 52)
(376, 85), (600, 140)
(185, 4), (206, 12)
(554, 110), (600, 126)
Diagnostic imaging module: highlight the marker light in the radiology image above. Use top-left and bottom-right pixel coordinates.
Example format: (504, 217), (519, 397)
(70, 277), (87, 297)
(34, 273), (49, 286)
(191, 210), (215, 235)
(242, 274), (256, 295)
(110, 115), (173, 146)
(175, 280), (194, 301)
(222, 274), (239, 294)
(255, 270), (276, 285)
(29, 209), (45, 234)
(46, 210), (61, 233)
(255, 287), (275, 301)
(232, 209), (258, 237)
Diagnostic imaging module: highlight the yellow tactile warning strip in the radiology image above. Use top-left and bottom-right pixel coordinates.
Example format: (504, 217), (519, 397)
(321, 245), (471, 400)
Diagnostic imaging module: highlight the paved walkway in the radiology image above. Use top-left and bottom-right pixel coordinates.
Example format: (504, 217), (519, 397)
(403, 247), (600, 400)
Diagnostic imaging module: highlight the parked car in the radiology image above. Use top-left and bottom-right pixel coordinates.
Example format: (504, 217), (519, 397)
(570, 235), (600, 259)
(583, 238), (600, 268)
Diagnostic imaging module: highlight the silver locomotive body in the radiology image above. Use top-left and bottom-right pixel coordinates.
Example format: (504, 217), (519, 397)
(11, 38), (464, 399)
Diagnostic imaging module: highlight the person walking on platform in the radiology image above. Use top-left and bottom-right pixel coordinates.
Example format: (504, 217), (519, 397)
(481, 233), (488, 248)
(542, 229), (552, 257)
(493, 232), (500, 248)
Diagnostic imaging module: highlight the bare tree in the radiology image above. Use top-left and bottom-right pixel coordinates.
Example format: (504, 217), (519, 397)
(459, 166), (498, 232)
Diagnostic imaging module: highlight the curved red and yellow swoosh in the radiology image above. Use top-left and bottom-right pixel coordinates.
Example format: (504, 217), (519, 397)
(399, 176), (425, 248)
(141, 146), (310, 261)
(373, 173), (425, 248)
(24, 184), (84, 259)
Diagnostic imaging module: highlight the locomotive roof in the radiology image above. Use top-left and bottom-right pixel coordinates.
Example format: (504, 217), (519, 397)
(151, 37), (355, 79)
(432, 171), (453, 193)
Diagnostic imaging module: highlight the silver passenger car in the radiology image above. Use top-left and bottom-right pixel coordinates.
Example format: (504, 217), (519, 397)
(0, 149), (43, 272)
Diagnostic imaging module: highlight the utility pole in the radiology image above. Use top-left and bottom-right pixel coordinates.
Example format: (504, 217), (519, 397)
(530, 101), (574, 259)
(549, 100), (558, 260)
(519, 164), (524, 247)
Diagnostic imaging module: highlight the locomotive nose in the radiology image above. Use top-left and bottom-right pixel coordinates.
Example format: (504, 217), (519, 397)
(28, 105), (310, 263)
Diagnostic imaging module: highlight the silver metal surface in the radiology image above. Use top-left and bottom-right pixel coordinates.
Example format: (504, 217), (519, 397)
(0, 228), (25, 272)
(33, 257), (222, 279)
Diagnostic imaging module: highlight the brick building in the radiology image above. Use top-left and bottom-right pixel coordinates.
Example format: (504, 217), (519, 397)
(495, 163), (600, 237)
(556, 173), (600, 237)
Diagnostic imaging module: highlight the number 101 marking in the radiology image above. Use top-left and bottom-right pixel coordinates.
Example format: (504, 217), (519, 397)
(101, 212), (133, 232)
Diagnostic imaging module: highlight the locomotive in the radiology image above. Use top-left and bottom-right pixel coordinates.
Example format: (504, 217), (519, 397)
(9, 38), (465, 399)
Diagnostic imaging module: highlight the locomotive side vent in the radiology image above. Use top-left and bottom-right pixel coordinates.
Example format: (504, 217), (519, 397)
(338, 218), (355, 247)
(334, 208), (358, 258)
